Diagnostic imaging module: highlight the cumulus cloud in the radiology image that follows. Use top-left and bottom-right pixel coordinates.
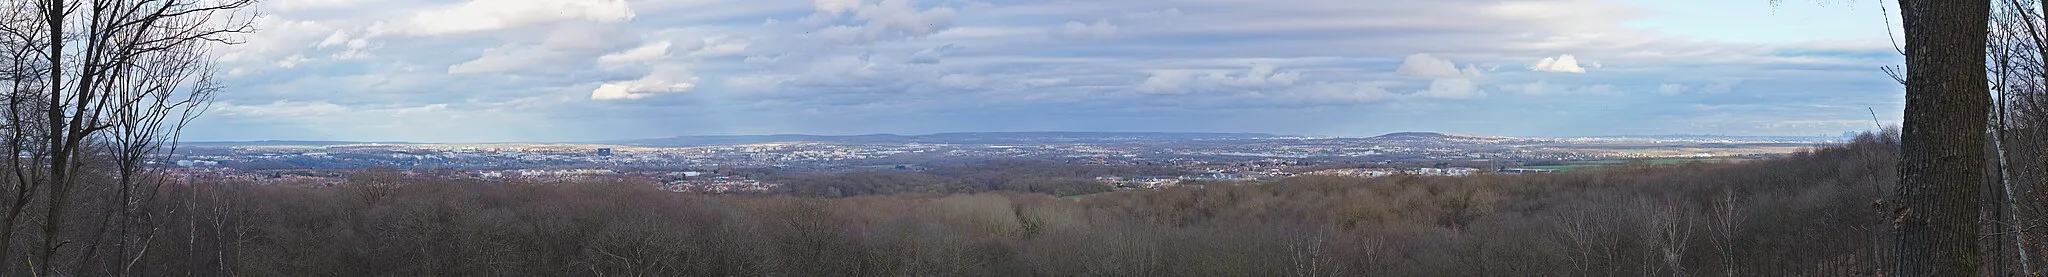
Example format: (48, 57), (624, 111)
(1396, 53), (1480, 78)
(908, 43), (961, 64)
(1529, 54), (1588, 73)
(592, 68), (699, 100)
(1053, 19), (1118, 40)
(373, 0), (635, 36)
(1416, 79), (1485, 100)
(1137, 72), (1194, 94)
(1137, 65), (1302, 94)
(195, 0), (1906, 141)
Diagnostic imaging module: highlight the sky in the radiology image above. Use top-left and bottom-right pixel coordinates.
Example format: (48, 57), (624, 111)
(184, 0), (1909, 142)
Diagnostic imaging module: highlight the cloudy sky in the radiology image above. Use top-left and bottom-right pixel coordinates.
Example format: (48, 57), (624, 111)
(187, 0), (1907, 142)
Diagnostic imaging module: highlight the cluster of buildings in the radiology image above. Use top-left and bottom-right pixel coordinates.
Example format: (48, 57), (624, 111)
(152, 134), (1814, 194)
(172, 133), (1789, 173)
(659, 176), (779, 193)
(1095, 176), (1185, 189)
(1093, 170), (1297, 189)
(1300, 167), (1485, 178)
(166, 166), (783, 194)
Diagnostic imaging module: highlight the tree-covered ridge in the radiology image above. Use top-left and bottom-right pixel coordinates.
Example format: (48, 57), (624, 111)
(86, 132), (1903, 276)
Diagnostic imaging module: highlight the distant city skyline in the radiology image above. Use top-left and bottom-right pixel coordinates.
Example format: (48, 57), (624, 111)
(182, 130), (1858, 144)
(188, 0), (1905, 142)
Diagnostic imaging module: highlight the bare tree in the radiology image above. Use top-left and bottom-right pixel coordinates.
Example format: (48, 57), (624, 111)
(1988, 0), (2048, 274)
(1888, 0), (1992, 276)
(0, 0), (253, 275)
(1707, 188), (1742, 277)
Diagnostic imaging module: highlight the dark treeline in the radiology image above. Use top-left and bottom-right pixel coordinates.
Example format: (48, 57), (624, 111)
(36, 131), (1928, 276)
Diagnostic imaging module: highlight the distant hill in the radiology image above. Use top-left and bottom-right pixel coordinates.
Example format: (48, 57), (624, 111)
(1369, 132), (1455, 140)
(617, 132), (1283, 146)
(1581, 134), (1848, 143)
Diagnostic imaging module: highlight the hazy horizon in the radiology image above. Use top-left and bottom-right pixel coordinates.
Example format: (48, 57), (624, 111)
(185, 0), (1905, 142)
(180, 129), (1861, 144)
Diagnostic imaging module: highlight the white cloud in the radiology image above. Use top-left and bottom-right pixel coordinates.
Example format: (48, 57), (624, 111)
(195, 0), (1906, 140)
(1054, 19), (1118, 40)
(853, 0), (956, 36)
(316, 31), (353, 49)
(685, 37), (751, 57)
(592, 68), (699, 100)
(277, 54), (313, 69)
(1529, 54), (1588, 73)
(908, 43), (961, 64)
(448, 44), (561, 74)
(1396, 53), (1478, 78)
(540, 23), (639, 52)
(599, 41), (672, 66)
(1138, 65), (1302, 94)
(374, 0), (635, 36)
(215, 100), (352, 118)
(270, 0), (369, 12)
(216, 17), (343, 64)
(1417, 78), (1485, 99)
(814, 0), (861, 15)
(1138, 71), (1194, 94)
(331, 39), (372, 60)
(806, 0), (959, 43)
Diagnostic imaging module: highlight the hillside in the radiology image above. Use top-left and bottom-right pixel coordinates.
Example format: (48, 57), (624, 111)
(617, 131), (1283, 146)
(129, 132), (1902, 276)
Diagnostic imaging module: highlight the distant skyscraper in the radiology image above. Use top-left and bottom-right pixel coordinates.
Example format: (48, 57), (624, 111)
(597, 148), (613, 156)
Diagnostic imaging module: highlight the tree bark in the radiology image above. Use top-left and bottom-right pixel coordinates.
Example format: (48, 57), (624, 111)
(1893, 0), (1991, 276)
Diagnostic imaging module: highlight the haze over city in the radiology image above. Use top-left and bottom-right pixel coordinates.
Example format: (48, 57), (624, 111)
(187, 0), (1908, 142)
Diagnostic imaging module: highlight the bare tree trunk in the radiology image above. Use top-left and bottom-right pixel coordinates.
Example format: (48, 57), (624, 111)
(1892, 0), (1992, 276)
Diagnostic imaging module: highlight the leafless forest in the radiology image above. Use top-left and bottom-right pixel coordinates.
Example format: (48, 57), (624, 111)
(0, 132), (1915, 275)
(4, 0), (2048, 275)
